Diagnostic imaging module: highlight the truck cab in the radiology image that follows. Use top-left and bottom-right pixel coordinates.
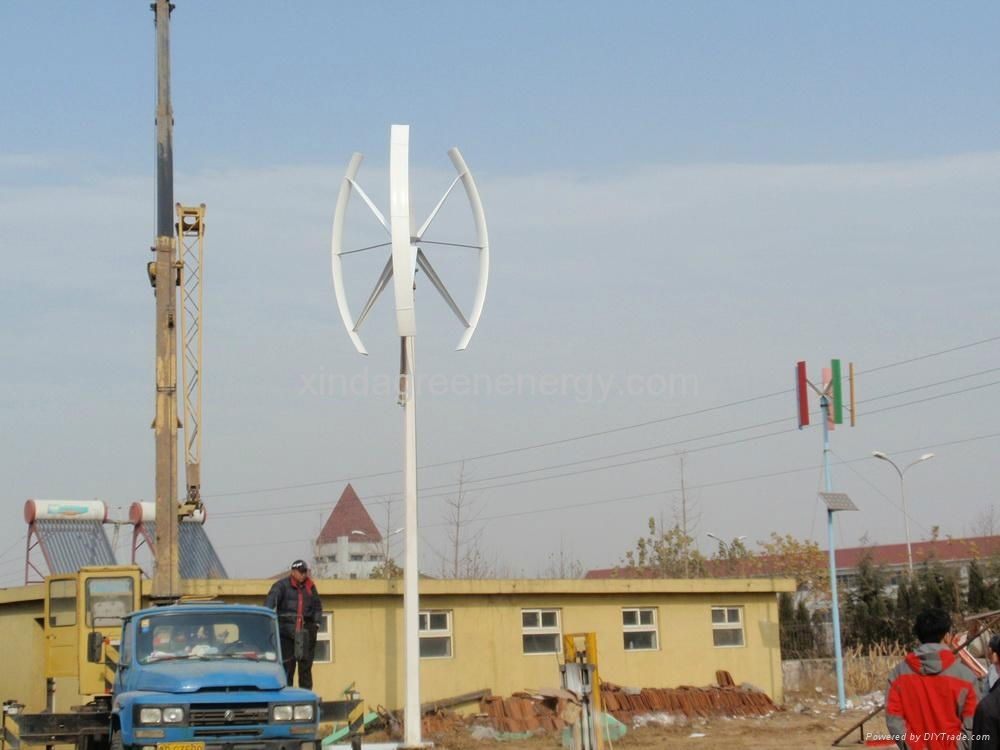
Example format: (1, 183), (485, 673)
(110, 604), (319, 750)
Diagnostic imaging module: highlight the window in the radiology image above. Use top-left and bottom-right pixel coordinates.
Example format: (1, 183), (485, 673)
(350, 554), (364, 562)
(136, 611), (279, 663)
(48, 579), (77, 627)
(622, 607), (658, 651)
(85, 577), (134, 627)
(711, 606), (745, 647)
(368, 554), (382, 561)
(120, 621), (133, 664)
(314, 613), (333, 663)
(521, 609), (561, 654)
(419, 610), (452, 658)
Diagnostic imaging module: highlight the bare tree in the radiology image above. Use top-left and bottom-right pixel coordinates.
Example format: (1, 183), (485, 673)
(672, 453), (701, 576)
(540, 536), (584, 579)
(969, 504), (1000, 538)
(437, 462), (494, 578)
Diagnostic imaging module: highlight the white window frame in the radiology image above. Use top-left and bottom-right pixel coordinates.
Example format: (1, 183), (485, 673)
(314, 612), (333, 663)
(622, 607), (659, 651)
(711, 606), (745, 648)
(521, 608), (561, 655)
(418, 610), (453, 659)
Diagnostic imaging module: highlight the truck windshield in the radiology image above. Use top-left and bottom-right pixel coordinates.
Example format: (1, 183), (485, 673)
(135, 612), (279, 664)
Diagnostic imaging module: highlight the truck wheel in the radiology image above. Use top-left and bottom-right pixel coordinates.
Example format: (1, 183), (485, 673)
(111, 729), (125, 750)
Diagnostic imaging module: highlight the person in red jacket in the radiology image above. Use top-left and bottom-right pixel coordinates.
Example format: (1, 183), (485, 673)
(887, 608), (981, 750)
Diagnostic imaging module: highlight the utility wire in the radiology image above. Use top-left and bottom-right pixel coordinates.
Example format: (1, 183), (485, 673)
(203, 334), (1000, 500)
(210, 375), (1000, 520)
(364, 367), (1000, 498)
(213, 429), (1000, 524)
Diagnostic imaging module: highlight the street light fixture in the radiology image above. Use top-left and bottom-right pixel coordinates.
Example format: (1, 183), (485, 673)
(871, 451), (935, 575)
(350, 528), (404, 538)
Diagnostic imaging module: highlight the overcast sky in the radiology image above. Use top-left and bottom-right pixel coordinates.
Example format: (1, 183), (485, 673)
(2, 1), (999, 584)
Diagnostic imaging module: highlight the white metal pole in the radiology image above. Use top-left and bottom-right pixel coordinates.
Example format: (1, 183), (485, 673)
(898, 470), (915, 576)
(822, 396), (847, 711)
(401, 335), (422, 748)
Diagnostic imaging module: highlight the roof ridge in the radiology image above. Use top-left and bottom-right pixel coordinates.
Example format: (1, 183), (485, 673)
(316, 484), (382, 545)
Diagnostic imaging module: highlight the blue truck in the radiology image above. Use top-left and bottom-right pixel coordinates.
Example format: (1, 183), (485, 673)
(106, 603), (320, 750)
(6, 580), (361, 750)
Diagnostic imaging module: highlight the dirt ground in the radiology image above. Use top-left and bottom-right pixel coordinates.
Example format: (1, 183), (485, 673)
(411, 697), (886, 750)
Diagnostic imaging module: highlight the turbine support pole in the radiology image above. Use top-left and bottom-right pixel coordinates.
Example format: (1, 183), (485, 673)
(400, 335), (422, 748)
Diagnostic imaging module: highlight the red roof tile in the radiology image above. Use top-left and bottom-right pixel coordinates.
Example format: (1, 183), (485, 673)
(316, 484), (381, 544)
(834, 535), (1000, 568)
(584, 535), (1000, 579)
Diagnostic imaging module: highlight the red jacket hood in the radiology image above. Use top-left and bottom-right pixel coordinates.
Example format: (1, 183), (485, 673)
(905, 643), (956, 676)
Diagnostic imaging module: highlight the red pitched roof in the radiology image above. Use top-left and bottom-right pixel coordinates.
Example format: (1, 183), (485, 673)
(834, 535), (1000, 569)
(316, 484), (381, 544)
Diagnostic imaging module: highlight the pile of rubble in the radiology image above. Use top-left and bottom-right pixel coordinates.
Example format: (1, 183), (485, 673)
(408, 674), (780, 739)
(479, 690), (576, 734)
(419, 708), (468, 736)
(601, 680), (779, 724)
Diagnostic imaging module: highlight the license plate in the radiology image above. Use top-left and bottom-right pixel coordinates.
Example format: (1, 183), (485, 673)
(159, 743), (205, 750)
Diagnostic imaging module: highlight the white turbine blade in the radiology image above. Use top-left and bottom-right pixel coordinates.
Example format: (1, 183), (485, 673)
(347, 177), (390, 234)
(416, 249), (469, 328)
(331, 152), (368, 355)
(448, 147), (489, 351)
(415, 174), (463, 241)
(354, 255), (394, 332)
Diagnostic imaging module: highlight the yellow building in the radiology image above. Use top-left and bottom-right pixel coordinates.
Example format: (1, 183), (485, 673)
(0, 576), (793, 714)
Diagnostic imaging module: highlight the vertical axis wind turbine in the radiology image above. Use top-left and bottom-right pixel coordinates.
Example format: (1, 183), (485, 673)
(330, 124), (489, 748)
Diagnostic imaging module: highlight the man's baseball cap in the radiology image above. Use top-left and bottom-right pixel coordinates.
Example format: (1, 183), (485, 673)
(290, 560), (309, 572)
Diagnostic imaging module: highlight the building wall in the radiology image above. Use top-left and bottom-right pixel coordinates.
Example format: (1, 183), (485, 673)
(313, 537), (382, 580)
(197, 578), (789, 706)
(0, 590), (48, 712)
(0, 577), (791, 714)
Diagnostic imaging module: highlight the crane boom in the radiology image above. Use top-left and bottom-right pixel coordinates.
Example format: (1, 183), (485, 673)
(178, 203), (206, 509)
(151, 0), (180, 600)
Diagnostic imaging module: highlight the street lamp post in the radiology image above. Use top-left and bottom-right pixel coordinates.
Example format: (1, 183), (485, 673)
(707, 534), (748, 576)
(872, 452), (935, 576)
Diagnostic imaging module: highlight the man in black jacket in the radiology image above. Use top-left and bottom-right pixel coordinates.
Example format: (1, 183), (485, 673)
(265, 560), (323, 689)
(973, 636), (1000, 749)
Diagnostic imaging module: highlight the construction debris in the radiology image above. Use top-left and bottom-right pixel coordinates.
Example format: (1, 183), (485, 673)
(420, 708), (468, 737)
(600, 681), (780, 724)
(479, 691), (575, 734)
(421, 688), (492, 714)
(391, 675), (780, 741)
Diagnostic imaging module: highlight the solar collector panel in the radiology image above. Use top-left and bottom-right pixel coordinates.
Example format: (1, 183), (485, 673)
(141, 520), (228, 579)
(34, 519), (116, 573)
